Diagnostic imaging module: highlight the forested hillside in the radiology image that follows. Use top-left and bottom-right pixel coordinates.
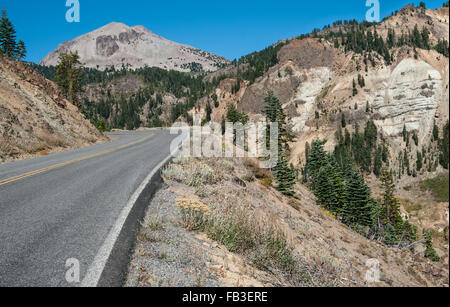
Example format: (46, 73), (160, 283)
(30, 63), (228, 130)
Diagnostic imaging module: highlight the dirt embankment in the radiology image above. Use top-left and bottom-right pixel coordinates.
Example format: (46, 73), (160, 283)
(0, 56), (107, 164)
(127, 157), (448, 287)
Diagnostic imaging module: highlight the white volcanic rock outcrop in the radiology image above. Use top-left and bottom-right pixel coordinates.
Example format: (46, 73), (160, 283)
(40, 22), (229, 72)
(370, 58), (443, 140)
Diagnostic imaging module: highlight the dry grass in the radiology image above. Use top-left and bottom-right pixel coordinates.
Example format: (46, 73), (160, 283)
(0, 137), (13, 158)
(176, 199), (211, 231)
(400, 198), (423, 214)
(242, 157), (273, 188)
(165, 156), (323, 286)
(161, 156), (449, 287)
(242, 158), (272, 181)
(163, 158), (222, 188)
(146, 216), (164, 231)
(38, 134), (67, 149)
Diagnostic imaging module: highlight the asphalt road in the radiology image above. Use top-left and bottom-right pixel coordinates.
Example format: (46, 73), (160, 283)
(0, 130), (180, 287)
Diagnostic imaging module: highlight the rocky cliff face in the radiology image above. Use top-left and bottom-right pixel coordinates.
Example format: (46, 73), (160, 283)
(190, 5), (449, 265)
(40, 22), (230, 72)
(0, 56), (107, 163)
(370, 58), (443, 139)
(201, 6), (449, 174)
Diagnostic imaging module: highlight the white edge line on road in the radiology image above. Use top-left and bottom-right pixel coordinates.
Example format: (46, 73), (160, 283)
(80, 143), (181, 287)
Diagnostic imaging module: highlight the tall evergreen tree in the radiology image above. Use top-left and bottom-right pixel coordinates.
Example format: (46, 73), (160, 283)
(341, 113), (347, 128)
(326, 157), (347, 214)
(55, 52), (85, 105)
(15, 39), (26, 60)
(352, 79), (358, 96)
(314, 164), (334, 208)
(416, 151), (423, 171)
(423, 230), (440, 262)
(433, 120), (439, 141)
(273, 154), (297, 197)
(342, 170), (373, 227)
(379, 168), (403, 232)
(0, 9), (17, 58)
(439, 121), (449, 169)
(263, 91), (297, 197)
(305, 140), (327, 184)
(205, 102), (212, 122)
(263, 91), (292, 153)
(373, 146), (383, 177)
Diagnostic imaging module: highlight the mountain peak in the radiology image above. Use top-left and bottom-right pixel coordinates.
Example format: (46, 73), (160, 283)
(40, 23), (229, 72)
(101, 21), (130, 30)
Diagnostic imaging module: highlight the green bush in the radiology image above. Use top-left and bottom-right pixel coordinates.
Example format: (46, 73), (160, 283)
(420, 174), (449, 202)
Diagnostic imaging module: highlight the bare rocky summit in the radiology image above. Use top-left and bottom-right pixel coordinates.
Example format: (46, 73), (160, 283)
(40, 22), (230, 72)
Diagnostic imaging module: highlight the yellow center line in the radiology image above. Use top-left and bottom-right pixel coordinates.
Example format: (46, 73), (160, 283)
(0, 134), (154, 187)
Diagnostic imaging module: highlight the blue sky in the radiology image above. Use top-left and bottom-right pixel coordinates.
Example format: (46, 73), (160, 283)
(1, 0), (446, 63)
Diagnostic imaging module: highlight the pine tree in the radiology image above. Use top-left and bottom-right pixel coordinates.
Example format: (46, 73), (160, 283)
(0, 9), (17, 58)
(380, 168), (403, 232)
(423, 230), (440, 262)
(273, 154), (297, 197)
(314, 164), (334, 208)
(421, 27), (430, 50)
(402, 125), (408, 143)
(263, 91), (281, 123)
(341, 113), (347, 128)
(357, 74), (365, 87)
(205, 102), (212, 122)
(304, 142), (311, 162)
(412, 132), (419, 146)
(327, 157), (347, 214)
(383, 223), (399, 245)
(433, 120), (439, 141)
(416, 151), (423, 171)
(434, 39), (449, 57)
(55, 51), (85, 105)
(373, 146), (382, 177)
(305, 140), (327, 184)
(439, 121), (449, 169)
(342, 170), (373, 227)
(15, 39), (26, 60)
(413, 25), (422, 48)
(263, 91), (297, 197)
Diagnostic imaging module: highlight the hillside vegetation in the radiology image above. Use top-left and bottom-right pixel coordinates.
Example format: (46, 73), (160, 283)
(0, 56), (107, 163)
(127, 156), (449, 287)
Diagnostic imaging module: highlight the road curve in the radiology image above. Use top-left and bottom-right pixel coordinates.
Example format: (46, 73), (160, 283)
(0, 130), (179, 287)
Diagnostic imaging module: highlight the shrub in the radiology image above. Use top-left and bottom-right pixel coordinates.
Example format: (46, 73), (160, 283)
(147, 216), (164, 231)
(162, 160), (221, 187)
(177, 199), (210, 231)
(205, 207), (256, 253)
(419, 174), (449, 202)
(423, 230), (440, 262)
(260, 177), (273, 187)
